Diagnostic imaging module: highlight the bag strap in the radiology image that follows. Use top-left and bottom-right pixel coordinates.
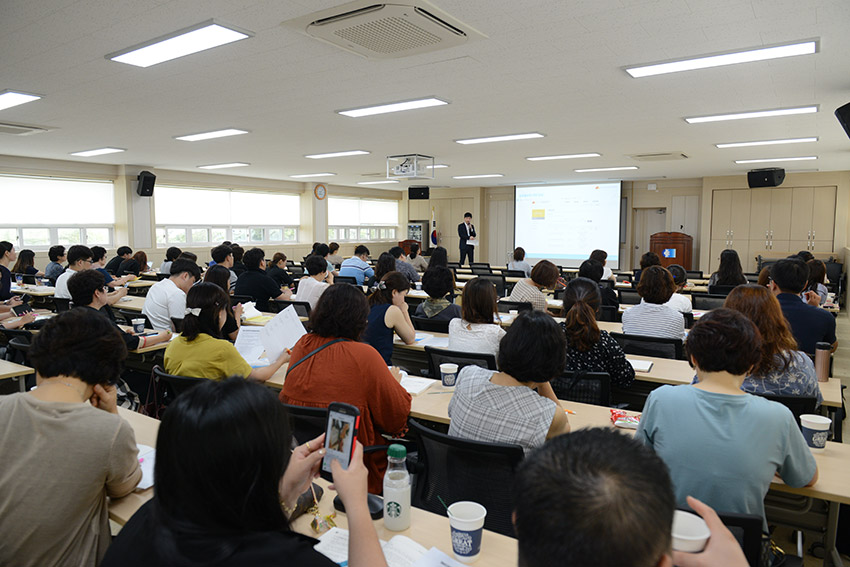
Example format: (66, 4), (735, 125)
(285, 338), (347, 376)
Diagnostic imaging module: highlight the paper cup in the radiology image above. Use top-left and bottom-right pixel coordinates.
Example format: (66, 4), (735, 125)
(448, 501), (487, 563)
(672, 510), (711, 552)
(415, 282), (423, 290)
(131, 318), (145, 334)
(440, 363), (459, 387)
(508, 310), (518, 316)
(800, 414), (831, 452)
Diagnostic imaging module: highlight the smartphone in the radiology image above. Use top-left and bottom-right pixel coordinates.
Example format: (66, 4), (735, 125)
(12, 304), (33, 317)
(320, 402), (360, 482)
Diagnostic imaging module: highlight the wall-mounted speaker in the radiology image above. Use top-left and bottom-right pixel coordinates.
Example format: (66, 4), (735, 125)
(836, 101), (850, 139)
(408, 185), (430, 200)
(747, 168), (785, 188)
(137, 170), (156, 197)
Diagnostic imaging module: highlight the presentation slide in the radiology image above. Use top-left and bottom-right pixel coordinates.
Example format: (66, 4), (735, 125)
(514, 182), (622, 268)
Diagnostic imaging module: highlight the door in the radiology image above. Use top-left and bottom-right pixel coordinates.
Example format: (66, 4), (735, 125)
(710, 190), (732, 240)
(632, 208), (666, 269)
(728, 189), (751, 250)
(487, 197), (514, 265)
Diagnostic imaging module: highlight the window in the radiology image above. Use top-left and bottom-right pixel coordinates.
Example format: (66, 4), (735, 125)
(328, 197), (399, 242)
(0, 176), (115, 249)
(154, 185), (299, 247)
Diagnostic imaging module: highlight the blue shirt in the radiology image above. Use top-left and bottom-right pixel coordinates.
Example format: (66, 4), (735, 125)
(339, 257), (374, 285)
(95, 267), (114, 284)
(776, 293), (836, 354)
(636, 385), (816, 528)
(44, 261), (65, 281)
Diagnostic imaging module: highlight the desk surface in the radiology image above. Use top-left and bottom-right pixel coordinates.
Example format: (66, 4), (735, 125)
(0, 359), (34, 380)
(11, 284), (55, 297)
(113, 296), (146, 312)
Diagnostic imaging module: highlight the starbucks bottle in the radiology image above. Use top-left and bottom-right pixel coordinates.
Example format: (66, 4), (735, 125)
(383, 444), (411, 531)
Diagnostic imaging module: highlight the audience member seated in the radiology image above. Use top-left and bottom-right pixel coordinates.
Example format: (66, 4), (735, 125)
(164, 283), (288, 381)
(0, 297), (37, 330)
(314, 243), (336, 275)
(45, 244), (67, 280)
(211, 244), (237, 288)
(389, 246), (420, 283)
(373, 252), (397, 283)
(406, 242), (429, 272)
(158, 246), (181, 275)
(267, 252), (294, 287)
(297, 254), (334, 311)
(142, 259), (200, 331)
(327, 241), (344, 266)
(507, 246), (532, 277)
(102, 378), (387, 567)
(448, 276), (506, 356)
(515, 428), (749, 567)
(0, 241), (17, 301)
(234, 247), (292, 312)
(622, 265), (685, 340)
(796, 250), (815, 263)
(117, 250), (147, 277)
(589, 248), (616, 281)
(708, 249), (747, 287)
(723, 284), (821, 405)
(757, 266), (771, 287)
(769, 258), (837, 354)
(363, 272), (415, 364)
(634, 251), (661, 284)
(230, 244), (247, 276)
(105, 246), (131, 274)
(203, 264), (242, 341)
(428, 246), (448, 269)
(578, 258), (618, 308)
(54, 245), (93, 299)
(11, 248), (41, 277)
(449, 310), (569, 451)
(280, 284), (412, 494)
(91, 245), (132, 289)
(636, 309), (818, 532)
(806, 259), (828, 305)
(0, 308), (141, 567)
(177, 250), (197, 263)
(664, 264), (693, 313)
(414, 266), (461, 321)
(339, 245), (375, 285)
(561, 277), (635, 388)
(506, 260), (560, 312)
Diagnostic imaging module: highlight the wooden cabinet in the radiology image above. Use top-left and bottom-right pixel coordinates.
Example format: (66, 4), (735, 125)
(746, 187), (793, 271)
(789, 186), (836, 253)
(709, 189), (750, 272)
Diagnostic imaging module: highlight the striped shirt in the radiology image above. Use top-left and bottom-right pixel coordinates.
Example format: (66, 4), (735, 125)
(621, 299), (686, 340)
(506, 279), (549, 311)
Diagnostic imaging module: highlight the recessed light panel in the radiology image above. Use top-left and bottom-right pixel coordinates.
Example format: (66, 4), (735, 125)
(0, 90), (41, 111)
(175, 128), (249, 141)
(734, 156), (817, 164)
(426, 164), (449, 169)
(338, 97), (448, 118)
(685, 106), (817, 124)
(574, 166), (638, 173)
(290, 173), (336, 178)
(452, 174), (504, 179)
(527, 153), (601, 161)
(305, 150), (370, 159)
(70, 147), (126, 157)
(357, 180), (399, 185)
(455, 133), (544, 145)
(197, 162), (249, 169)
(716, 137), (817, 148)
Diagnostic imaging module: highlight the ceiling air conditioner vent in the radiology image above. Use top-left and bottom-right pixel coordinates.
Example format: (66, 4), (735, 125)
(0, 122), (50, 136)
(284, 0), (486, 59)
(628, 152), (689, 162)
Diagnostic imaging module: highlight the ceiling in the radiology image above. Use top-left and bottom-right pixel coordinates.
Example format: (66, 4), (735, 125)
(1, 0), (849, 190)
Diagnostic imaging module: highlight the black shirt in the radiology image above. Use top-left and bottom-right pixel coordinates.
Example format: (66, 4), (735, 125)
(82, 305), (140, 350)
(0, 265), (11, 301)
(232, 261), (247, 276)
(234, 268), (282, 312)
(117, 258), (141, 276)
(101, 500), (336, 567)
(105, 255), (124, 274)
(776, 293), (836, 355)
(599, 283), (619, 308)
(267, 265), (293, 287)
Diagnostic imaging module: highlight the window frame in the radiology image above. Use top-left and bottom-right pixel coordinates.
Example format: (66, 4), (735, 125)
(1, 225), (114, 250)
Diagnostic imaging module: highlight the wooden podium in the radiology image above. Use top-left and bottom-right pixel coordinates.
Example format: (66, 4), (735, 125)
(398, 239), (420, 256)
(650, 232), (693, 270)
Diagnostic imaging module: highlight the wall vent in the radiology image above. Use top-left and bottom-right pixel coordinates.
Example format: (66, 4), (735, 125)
(628, 152), (688, 161)
(0, 122), (50, 136)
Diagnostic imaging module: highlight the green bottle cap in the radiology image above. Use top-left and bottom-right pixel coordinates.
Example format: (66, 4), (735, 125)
(388, 443), (407, 459)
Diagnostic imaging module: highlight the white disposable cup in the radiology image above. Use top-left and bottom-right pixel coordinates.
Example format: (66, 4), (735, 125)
(800, 414), (831, 452)
(672, 510), (711, 552)
(416, 282), (423, 290)
(440, 363), (459, 387)
(131, 318), (145, 334)
(508, 310), (518, 316)
(447, 501), (487, 563)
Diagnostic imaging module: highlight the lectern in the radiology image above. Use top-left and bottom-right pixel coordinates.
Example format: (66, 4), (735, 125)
(650, 232), (693, 270)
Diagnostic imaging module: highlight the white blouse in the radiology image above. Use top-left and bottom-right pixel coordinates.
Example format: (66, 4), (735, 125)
(448, 319), (506, 357)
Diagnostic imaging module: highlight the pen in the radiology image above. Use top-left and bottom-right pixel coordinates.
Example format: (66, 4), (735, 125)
(564, 409), (576, 415)
(427, 391), (454, 395)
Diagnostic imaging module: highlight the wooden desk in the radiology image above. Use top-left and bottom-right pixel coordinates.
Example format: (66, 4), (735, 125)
(127, 280), (155, 289)
(0, 359), (34, 392)
(11, 284), (55, 297)
(108, 408), (158, 524)
(113, 296), (146, 312)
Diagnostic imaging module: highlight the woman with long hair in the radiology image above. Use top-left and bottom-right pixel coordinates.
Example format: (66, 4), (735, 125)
(406, 243), (428, 272)
(723, 284), (821, 404)
(117, 250), (147, 277)
(267, 252), (293, 287)
(507, 247), (532, 277)
(805, 259), (828, 305)
(448, 276), (506, 356)
(11, 249), (40, 276)
(561, 277), (634, 387)
(708, 249), (747, 287)
(428, 246), (448, 269)
(373, 252), (397, 283)
(159, 246), (181, 275)
(362, 272), (415, 364)
(0, 241), (17, 301)
(204, 264), (242, 341)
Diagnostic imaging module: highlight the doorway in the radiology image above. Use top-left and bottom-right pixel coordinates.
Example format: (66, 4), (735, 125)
(632, 208), (667, 269)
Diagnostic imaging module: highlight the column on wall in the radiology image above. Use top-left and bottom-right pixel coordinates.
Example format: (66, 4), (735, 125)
(115, 164), (155, 249)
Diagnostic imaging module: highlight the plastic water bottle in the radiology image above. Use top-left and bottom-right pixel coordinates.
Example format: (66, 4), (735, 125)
(383, 444), (411, 531)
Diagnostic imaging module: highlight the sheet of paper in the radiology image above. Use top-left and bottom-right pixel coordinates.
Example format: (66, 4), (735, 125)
(627, 358), (653, 372)
(466, 239), (478, 247)
(384, 535), (429, 567)
(411, 547), (465, 567)
(414, 332), (433, 342)
(260, 305), (306, 362)
(422, 336), (449, 349)
(234, 326), (268, 367)
(135, 444), (156, 490)
(314, 527), (350, 563)
(401, 376), (438, 396)
(241, 301), (263, 319)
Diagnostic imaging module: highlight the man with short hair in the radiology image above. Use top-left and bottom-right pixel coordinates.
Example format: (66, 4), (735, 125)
(231, 245), (246, 276)
(142, 259), (200, 331)
(578, 258), (618, 308)
(314, 243), (337, 275)
(297, 255), (334, 311)
(589, 249), (616, 281)
(211, 244), (237, 289)
(105, 246), (132, 275)
(44, 245), (67, 281)
(54, 245), (94, 299)
(389, 246), (420, 283)
(769, 257), (837, 354)
(234, 247), (292, 312)
(339, 245), (374, 285)
(90, 246), (132, 289)
(457, 212), (476, 265)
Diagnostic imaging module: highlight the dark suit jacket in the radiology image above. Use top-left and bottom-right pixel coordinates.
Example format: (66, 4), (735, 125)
(457, 222), (476, 250)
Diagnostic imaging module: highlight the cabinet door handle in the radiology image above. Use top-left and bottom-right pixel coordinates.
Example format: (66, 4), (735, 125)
(812, 230), (815, 240)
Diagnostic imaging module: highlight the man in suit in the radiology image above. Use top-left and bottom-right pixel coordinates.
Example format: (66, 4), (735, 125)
(457, 212), (477, 265)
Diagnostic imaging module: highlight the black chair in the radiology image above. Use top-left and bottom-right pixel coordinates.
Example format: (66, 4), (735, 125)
(274, 299), (311, 317)
(471, 262), (491, 271)
(335, 276), (358, 285)
(685, 270), (704, 279)
(551, 371), (611, 406)
(170, 317), (184, 333)
(597, 305), (620, 322)
(692, 294), (727, 311)
(477, 274), (507, 297)
(13, 273), (36, 285)
(424, 347), (497, 380)
(714, 511), (765, 567)
(497, 300), (532, 313)
(117, 310), (151, 329)
(707, 284), (737, 296)
(598, 279), (614, 289)
(290, 266), (304, 277)
(230, 294), (255, 305)
(757, 394), (818, 427)
(502, 269), (525, 278)
(412, 317), (450, 333)
(407, 418), (523, 537)
(155, 273), (169, 281)
(447, 262), (461, 270)
(682, 311), (695, 329)
(618, 289), (641, 305)
(471, 267), (492, 275)
(4, 336), (34, 392)
(615, 273), (630, 283)
(52, 297), (72, 312)
(610, 332), (684, 360)
(281, 403), (328, 446)
(744, 272), (760, 283)
(152, 365), (206, 401)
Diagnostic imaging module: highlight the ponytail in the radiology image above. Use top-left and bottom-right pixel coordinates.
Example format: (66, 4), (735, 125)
(564, 300), (600, 352)
(368, 271), (410, 307)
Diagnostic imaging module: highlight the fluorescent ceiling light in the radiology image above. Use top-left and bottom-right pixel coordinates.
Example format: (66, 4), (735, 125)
(527, 153), (601, 161)
(426, 164), (449, 169)
(626, 40), (817, 78)
(574, 166), (639, 173)
(0, 90), (41, 111)
(107, 20), (252, 68)
(175, 128), (249, 141)
(290, 173), (336, 178)
(305, 150), (370, 159)
(338, 97), (448, 118)
(197, 162), (249, 169)
(452, 174), (504, 179)
(455, 133), (544, 145)
(735, 156), (817, 164)
(716, 137), (817, 148)
(70, 147), (126, 157)
(685, 106), (817, 124)
(357, 180), (399, 185)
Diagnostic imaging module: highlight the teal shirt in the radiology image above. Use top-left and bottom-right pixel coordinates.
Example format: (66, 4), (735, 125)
(636, 385), (816, 528)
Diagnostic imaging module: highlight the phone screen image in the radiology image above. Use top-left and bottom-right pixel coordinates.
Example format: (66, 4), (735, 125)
(321, 410), (359, 475)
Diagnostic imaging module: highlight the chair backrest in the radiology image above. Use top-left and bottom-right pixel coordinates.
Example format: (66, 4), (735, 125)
(117, 310), (151, 329)
(682, 311), (695, 329)
(170, 317), (184, 333)
(447, 262), (461, 270)
(618, 289), (641, 305)
(424, 347), (497, 379)
(551, 371), (611, 406)
(757, 394), (818, 427)
(497, 300), (532, 313)
(407, 418), (523, 537)
(477, 274), (506, 297)
(716, 511), (764, 567)
(707, 284), (737, 296)
(14, 273), (37, 285)
(152, 365), (206, 399)
(281, 403), (328, 446)
(597, 305), (620, 322)
(289, 266), (304, 277)
(471, 262), (491, 271)
(155, 273), (169, 281)
(598, 279), (614, 289)
(610, 332), (684, 360)
(471, 266), (492, 275)
(335, 275), (358, 285)
(52, 297), (72, 313)
(824, 261), (842, 286)
(230, 294), (255, 305)
(744, 272), (760, 283)
(274, 299), (311, 317)
(691, 294), (727, 310)
(502, 269), (525, 278)
(685, 270), (704, 279)
(412, 316), (451, 333)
